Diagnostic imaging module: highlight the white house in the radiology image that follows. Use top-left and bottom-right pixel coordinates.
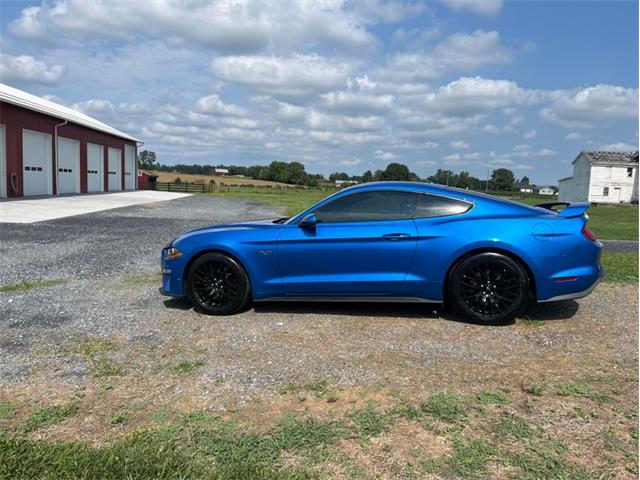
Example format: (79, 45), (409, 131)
(558, 150), (639, 204)
(214, 168), (229, 176)
(538, 186), (555, 196)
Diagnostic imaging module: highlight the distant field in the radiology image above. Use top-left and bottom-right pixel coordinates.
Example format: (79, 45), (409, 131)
(149, 171), (295, 188)
(208, 187), (638, 240)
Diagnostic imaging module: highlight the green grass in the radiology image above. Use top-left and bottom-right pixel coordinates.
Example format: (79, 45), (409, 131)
(174, 359), (205, 374)
(420, 392), (466, 423)
(0, 402), (18, 420)
(601, 252), (639, 283)
(585, 206), (638, 241)
(0, 279), (67, 293)
(206, 187), (337, 218)
(2, 388), (619, 479)
(19, 404), (79, 434)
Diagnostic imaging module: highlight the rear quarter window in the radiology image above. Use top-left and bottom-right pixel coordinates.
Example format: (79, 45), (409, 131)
(413, 194), (472, 218)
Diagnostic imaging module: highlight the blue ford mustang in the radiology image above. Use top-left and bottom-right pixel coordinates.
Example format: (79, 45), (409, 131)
(161, 182), (602, 324)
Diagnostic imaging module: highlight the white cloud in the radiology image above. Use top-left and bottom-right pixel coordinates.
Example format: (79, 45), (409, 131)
(598, 142), (638, 151)
(564, 132), (583, 140)
(450, 140), (470, 149)
(0, 54), (65, 84)
(321, 91), (394, 115)
(211, 54), (353, 99)
(424, 142), (439, 149)
(540, 84), (639, 128)
(523, 129), (536, 139)
(443, 153), (462, 162)
(384, 30), (511, 82)
(440, 0), (503, 16)
(482, 124), (500, 134)
(421, 77), (538, 116)
(374, 149), (398, 160)
(9, 0), (376, 54)
(195, 95), (247, 116)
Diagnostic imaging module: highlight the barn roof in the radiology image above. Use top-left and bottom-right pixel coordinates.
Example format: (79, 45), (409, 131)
(0, 83), (139, 142)
(577, 150), (639, 165)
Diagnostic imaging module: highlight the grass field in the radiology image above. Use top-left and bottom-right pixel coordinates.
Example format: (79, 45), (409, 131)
(2, 377), (637, 479)
(207, 187), (638, 240)
(149, 170), (296, 188)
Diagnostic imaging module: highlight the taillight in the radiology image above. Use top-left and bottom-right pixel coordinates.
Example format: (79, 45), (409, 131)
(582, 223), (597, 242)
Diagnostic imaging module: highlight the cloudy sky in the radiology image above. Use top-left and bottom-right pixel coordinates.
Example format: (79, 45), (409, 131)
(0, 0), (637, 184)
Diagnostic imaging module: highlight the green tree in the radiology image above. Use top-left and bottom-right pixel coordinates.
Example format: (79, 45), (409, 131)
(382, 163), (411, 181)
(329, 172), (350, 182)
(490, 168), (516, 191)
(137, 150), (157, 169)
(427, 169), (456, 186)
(520, 176), (530, 185)
(361, 170), (373, 183)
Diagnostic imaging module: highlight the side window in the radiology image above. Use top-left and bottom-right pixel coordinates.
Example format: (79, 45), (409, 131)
(414, 194), (471, 218)
(312, 191), (418, 223)
(603, 187), (609, 197)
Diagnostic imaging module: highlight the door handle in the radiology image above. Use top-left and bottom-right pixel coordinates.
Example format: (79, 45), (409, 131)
(382, 233), (411, 241)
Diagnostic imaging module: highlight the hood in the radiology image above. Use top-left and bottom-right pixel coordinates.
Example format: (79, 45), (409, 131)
(172, 218), (284, 244)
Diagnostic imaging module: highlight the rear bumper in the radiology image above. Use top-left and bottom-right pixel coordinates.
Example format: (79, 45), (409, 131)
(538, 268), (603, 303)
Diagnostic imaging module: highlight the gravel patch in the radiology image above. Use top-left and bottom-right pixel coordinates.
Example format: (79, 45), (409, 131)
(0, 195), (279, 285)
(600, 239), (638, 253)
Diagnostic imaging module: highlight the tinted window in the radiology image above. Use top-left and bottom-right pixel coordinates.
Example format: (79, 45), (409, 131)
(313, 191), (418, 223)
(414, 194), (471, 218)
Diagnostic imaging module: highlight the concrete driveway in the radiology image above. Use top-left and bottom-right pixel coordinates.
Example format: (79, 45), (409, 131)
(0, 191), (192, 223)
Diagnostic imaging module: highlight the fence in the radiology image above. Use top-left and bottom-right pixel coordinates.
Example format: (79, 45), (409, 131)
(141, 181), (206, 193)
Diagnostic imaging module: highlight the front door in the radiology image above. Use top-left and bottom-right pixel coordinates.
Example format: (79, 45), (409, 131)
(277, 190), (419, 295)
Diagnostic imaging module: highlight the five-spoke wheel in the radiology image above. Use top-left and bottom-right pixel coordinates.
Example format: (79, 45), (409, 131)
(449, 252), (529, 325)
(186, 253), (251, 315)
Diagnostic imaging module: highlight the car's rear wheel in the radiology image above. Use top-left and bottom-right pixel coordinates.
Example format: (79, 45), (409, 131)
(186, 253), (251, 315)
(448, 252), (530, 325)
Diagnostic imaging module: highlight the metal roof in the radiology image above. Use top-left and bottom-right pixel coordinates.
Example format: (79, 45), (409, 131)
(579, 150), (639, 165)
(0, 83), (139, 142)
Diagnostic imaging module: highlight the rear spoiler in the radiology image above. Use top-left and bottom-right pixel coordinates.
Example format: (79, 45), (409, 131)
(535, 202), (590, 218)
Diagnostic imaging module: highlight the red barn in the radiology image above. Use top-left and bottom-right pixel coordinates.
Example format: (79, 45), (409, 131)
(137, 169), (158, 189)
(0, 83), (140, 199)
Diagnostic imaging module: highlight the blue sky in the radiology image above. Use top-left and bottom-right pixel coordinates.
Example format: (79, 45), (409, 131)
(0, 0), (637, 184)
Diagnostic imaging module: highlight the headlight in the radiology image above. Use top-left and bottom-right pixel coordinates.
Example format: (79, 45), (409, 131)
(165, 247), (183, 259)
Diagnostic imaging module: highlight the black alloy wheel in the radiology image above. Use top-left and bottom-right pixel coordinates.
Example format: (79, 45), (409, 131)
(449, 252), (530, 325)
(187, 253), (251, 315)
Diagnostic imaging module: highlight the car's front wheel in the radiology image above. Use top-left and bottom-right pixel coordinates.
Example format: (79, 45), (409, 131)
(186, 253), (251, 315)
(448, 252), (530, 325)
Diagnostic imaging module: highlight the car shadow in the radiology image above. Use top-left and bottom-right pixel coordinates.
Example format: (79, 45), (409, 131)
(253, 301), (443, 319)
(163, 296), (580, 325)
(521, 300), (580, 322)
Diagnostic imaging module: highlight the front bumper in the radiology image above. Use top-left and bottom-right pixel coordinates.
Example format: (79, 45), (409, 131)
(160, 246), (186, 297)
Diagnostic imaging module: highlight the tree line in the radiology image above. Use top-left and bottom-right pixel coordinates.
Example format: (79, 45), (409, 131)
(138, 150), (531, 191)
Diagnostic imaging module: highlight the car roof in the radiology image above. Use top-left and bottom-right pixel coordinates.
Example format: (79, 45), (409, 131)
(338, 181), (542, 212)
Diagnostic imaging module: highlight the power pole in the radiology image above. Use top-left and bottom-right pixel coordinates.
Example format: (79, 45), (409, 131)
(485, 169), (489, 192)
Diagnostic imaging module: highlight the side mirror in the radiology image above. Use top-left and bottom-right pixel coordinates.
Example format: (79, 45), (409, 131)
(298, 213), (317, 228)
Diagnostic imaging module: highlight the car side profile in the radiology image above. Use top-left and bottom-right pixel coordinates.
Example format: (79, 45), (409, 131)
(161, 182), (603, 324)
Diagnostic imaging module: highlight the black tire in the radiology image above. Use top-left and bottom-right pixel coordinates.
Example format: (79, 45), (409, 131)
(448, 252), (530, 325)
(186, 253), (251, 315)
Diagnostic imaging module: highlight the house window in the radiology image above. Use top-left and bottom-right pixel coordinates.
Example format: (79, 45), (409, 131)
(628, 167), (633, 177)
(603, 187), (609, 196)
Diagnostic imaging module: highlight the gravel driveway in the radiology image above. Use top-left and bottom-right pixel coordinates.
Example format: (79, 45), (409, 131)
(0, 195), (277, 285)
(0, 193), (636, 393)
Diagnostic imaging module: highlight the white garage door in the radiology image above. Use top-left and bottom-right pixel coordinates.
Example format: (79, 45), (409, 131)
(57, 137), (80, 194)
(23, 129), (52, 196)
(108, 147), (121, 191)
(124, 144), (135, 190)
(87, 143), (104, 192)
